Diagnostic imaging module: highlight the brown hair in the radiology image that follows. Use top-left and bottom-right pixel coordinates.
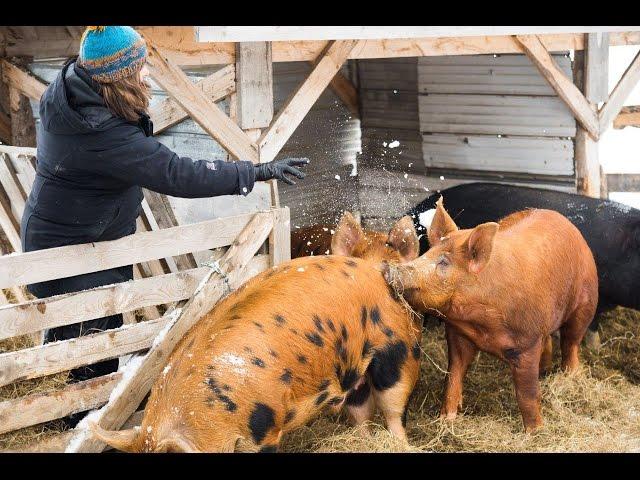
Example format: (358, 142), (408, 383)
(99, 70), (152, 122)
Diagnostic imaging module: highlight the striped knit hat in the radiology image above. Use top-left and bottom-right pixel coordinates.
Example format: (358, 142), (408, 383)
(78, 26), (147, 83)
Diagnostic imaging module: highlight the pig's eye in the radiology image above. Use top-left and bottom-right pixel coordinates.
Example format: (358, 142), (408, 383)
(437, 255), (450, 268)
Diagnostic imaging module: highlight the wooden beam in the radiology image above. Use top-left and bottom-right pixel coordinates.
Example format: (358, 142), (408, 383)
(196, 26), (640, 42)
(606, 173), (640, 192)
(236, 42), (274, 129)
(259, 40), (358, 162)
(0, 210), (262, 289)
(269, 207), (290, 266)
(4, 38), (80, 58)
(585, 33), (609, 104)
(149, 65), (235, 135)
(599, 50), (640, 133)
(66, 210), (275, 452)
(0, 256), (269, 341)
(0, 59), (47, 102)
(514, 34), (600, 141)
(0, 372), (121, 434)
(613, 106), (640, 128)
(307, 52), (359, 117)
(0, 110), (10, 143)
(142, 33), (258, 163)
(0, 153), (27, 220)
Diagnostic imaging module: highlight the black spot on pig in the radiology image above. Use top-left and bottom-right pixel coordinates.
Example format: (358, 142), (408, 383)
(313, 315), (325, 333)
(222, 384), (232, 392)
(325, 319), (336, 333)
(361, 306), (368, 328)
(251, 357), (266, 368)
(341, 270), (350, 278)
(269, 349), (279, 358)
(259, 445), (277, 453)
(345, 381), (371, 406)
(315, 264), (326, 271)
(253, 321), (264, 331)
(290, 328), (299, 336)
(383, 327), (394, 338)
(284, 410), (296, 424)
(335, 339), (348, 363)
(297, 354), (308, 364)
(318, 379), (330, 391)
(370, 307), (381, 325)
(249, 403), (276, 444)
(341, 325), (348, 341)
(315, 391), (329, 406)
(345, 260), (357, 268)
(328, 396), (344, 406)
(362, 340), (372, 357)
(337, 367), (359, 392)
(218, 395), (237, 412)
(369, 341), (408, 391)
(305, 332), (324, 347)
(280, 368), (293, 384)
(412, 342), (421, 360)
(274, 314), (286, 326)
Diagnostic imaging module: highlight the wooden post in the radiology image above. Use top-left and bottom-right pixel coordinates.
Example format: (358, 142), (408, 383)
(65, 210), (275, 452)
(575, 34), (608, 197)
(235, 41), (281, 208)
(4, 58), (37, 147)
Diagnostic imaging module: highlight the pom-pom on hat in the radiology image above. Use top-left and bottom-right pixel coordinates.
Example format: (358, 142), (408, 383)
(78, 26), (147, 83)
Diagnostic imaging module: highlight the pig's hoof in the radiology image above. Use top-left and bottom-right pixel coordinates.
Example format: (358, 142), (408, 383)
(583, 330), (601, 350)
(439, 411), (458, 421)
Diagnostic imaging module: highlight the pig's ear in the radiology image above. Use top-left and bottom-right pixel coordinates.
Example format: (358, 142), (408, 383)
(387, 216), (420, 261)
(332, 211), (364, 256)
(89, 422), (139, 452)
(156, 435), (200, 453)
(428, 197), (458, 247)
(466, 222), (499, 274)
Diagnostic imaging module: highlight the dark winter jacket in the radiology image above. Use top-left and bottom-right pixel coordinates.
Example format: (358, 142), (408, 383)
(21, 58), (256, 253)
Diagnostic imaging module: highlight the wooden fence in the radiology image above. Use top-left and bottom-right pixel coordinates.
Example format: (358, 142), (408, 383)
(0, 145), (290, 451)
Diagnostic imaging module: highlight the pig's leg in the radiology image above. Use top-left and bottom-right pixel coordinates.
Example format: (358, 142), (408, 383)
(509, 341), (543, 433)
(560, 305), (592, 371)
(441, 326), (478, 420)
(538, 334), (553, 376)
(345, 379), (376, 434)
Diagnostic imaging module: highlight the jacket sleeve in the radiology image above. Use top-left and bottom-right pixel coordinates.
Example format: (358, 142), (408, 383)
(89, 126), (256, 199)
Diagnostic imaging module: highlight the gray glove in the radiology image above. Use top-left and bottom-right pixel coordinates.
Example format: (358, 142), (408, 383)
(254, 158), (310, 185)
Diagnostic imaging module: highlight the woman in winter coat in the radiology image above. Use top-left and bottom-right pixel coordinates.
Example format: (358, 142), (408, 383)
(21, 26), (308, 424)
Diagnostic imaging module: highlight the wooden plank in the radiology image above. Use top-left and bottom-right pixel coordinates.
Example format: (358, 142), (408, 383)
(236, 42), (274, 129)
(0, 153), (27, 220)
(66, 210), (275, 452)
(0, 316), (167, 387)
(131, 263), (162, 322)
(0, 186), (21, 252)
(514, 35), (599, 141)
(585, 33), (609, 103)
(5, 410), (145, 453)
(0, 145), (37, 157)
(599, 50), (640, 133)
(196, 26), (640, 42)
(613, 106), (640, 128)
(0, 372), (122, 434)
(308, 52), (359, 117)
(259, 40), (358, 162)
(149, 65), (235, 135)
(0, 211), (259, 289)
(606, 173), (640, 192)
(142, 33), (259, 163)
(0, 256), (269, 341)
(0, 111), (10, 144)
(141, 190), (197, 271)
(269, 207), (290, 266)
(0, 59), (47, 102)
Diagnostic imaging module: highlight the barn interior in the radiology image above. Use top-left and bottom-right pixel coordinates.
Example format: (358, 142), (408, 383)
(1, 26), (640, 452)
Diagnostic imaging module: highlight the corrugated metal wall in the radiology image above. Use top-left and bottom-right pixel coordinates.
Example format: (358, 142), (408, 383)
(418, 53), (577, 181)
(26, 61), (361, 229)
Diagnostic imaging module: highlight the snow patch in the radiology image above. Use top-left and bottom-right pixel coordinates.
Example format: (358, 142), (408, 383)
(334, 174), (341, 181)
(419, 209), (437, 231)
(388, 140), (400, 149)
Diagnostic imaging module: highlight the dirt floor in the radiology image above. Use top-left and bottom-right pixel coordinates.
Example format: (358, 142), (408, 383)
(2, 307), (640, 452)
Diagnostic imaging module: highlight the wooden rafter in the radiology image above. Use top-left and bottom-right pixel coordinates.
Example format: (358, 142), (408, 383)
(0, 59), (47, 102)
(614, 106), (640, 128)
(598, 50), (640, 133)
(259, 39), (359, 163)
(307, 54), (359, 117)
(514, 35), (600, 141)
(149, 65), (235, 135)
(142, 32), (259, 163)
(66, 210), (276, 452)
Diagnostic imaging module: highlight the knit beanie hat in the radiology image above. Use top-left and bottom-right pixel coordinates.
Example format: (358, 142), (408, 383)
(78, 26), (147, 83)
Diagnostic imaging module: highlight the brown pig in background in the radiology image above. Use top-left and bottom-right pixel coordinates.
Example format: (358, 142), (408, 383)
(383, 198), (598, 432)
(90, 217), (422, 452)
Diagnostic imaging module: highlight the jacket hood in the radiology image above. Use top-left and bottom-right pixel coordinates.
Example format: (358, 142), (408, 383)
(39, 59), (122, 135)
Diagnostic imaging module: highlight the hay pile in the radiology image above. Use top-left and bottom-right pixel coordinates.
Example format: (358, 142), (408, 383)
(2, 308), (640, 452)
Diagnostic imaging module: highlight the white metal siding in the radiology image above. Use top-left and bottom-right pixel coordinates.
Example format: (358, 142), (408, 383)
(418, 53), (576, 181)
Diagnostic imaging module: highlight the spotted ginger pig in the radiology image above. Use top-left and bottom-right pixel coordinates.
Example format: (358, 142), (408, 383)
(90, 221), (422, 452)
